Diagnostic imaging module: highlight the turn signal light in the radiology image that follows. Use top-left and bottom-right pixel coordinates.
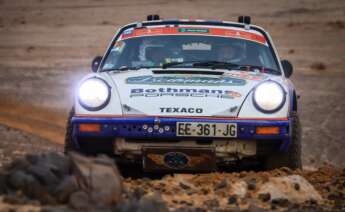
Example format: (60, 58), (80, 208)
(256, 126), (280, 135)
(79, 124), (101, 132)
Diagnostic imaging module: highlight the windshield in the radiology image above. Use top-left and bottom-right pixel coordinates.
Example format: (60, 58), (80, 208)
(102, 26), (279, 72)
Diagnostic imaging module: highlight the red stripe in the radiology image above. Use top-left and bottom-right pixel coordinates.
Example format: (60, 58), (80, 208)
(75, 114), (288, 121)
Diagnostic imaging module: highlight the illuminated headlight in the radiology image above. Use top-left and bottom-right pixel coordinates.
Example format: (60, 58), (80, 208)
(253, 81), (286, 113)
(78, 78), (110, 111)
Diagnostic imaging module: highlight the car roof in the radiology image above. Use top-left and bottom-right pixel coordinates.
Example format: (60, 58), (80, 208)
(120, 19), (268, 35)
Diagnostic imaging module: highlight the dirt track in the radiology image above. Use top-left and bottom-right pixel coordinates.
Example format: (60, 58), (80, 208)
(0, 0), (344, 167)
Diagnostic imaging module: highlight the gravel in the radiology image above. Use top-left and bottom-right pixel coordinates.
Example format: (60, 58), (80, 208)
(0, 125), (344, 211)
(0, 124), (62, 168)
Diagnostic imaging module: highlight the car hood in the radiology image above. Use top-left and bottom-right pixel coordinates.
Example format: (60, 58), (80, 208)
(106, 69), (280, 117)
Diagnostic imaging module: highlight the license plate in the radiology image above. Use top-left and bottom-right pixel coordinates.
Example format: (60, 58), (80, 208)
(176, 122), (237, 138)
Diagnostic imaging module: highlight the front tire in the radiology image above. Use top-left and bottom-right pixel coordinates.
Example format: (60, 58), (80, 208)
(264, 112), (302, 170)
(64, 107), (76, 154)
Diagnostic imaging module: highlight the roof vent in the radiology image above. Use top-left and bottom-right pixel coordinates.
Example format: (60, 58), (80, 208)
(147, 14), (160, 21)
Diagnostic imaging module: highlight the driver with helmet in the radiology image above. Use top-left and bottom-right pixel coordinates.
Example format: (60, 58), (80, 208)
(216, 42), (245, 63)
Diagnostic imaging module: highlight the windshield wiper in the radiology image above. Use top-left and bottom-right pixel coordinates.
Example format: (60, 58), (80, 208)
(192, 61), (239, 69)
(162, 61), (196, 69)
(103, 65), (161, 72)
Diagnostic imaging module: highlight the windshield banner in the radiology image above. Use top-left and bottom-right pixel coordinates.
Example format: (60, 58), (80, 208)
(120, 26), (267, 45)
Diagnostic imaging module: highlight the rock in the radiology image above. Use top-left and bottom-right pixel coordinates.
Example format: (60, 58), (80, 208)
(139, 194), (168, 212)
(54, 176), (79, 203)
(204, 199), (219, 209)
(132, 187), (146, 200)
(179, 181), (192, 190)
(258, 193), (271, 202)
(228, 195), (237, 204)
(117, 194), (168, 212)
(3, 192), (31, 205)
(69, 191), (90, 210)
(116, 199), (140, 212)
(27, 153), (71, 181)
(70, 153), (123, 206)
(230, 180), (247, 198)
(39, 153), (71, 178)
(246, 179), (256, 190)
(257, 175), (323, 204)
(6, 157), (31, 172)
(280, 167), (293, 175)
(27, 163), (60, 186)
(294, 183), (300, 191)
(41, 206), (75, 212)
(271, 198), (290, 208)
(214, 179), (227, 190)
(8, 170), (35, 190)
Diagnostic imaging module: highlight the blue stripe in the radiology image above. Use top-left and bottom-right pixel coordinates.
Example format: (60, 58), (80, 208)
(72, 116), (291, 147)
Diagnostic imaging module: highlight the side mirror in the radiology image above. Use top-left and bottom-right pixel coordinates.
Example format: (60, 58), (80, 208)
(281, 60), (293, 78)
(91, 56), (102, 72)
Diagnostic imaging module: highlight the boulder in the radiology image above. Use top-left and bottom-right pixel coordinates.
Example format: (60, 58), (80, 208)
(54, 175), (79, 203)
(257, 175), (323, 204)
(70, 153), (123, 206)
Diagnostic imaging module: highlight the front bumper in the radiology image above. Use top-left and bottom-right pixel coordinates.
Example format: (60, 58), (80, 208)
(71, 116), (292, 151)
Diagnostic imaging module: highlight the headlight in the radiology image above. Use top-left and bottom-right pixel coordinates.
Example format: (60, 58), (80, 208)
(253, 81), (286, 113)
(78, 78), (110, 111)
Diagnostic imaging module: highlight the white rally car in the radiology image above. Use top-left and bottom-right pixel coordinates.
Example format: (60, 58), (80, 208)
(65, 15), (301, 172)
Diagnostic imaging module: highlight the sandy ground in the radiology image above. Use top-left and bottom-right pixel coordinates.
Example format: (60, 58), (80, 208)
(0, 124), (62, 168)
(0, 0), (344, 168)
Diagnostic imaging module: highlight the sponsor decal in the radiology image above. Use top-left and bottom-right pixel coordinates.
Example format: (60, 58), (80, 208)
(225, 71), (268, 81)
(147, 153), (213, 169)
(129, 87), (242, 99)
(164, 58), (184, 63)
(182, 42), (212, 50)
(163, 152), (189, 169)
(178, 28), (209, 33)
(160, 107), (203, 113)
(123, 28), (134, 35)
(126, 75), (246, 86)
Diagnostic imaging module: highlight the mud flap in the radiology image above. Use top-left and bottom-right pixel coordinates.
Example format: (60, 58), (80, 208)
(143, 147), (216, 172)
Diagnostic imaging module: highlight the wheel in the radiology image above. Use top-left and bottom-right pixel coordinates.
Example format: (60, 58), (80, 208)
(264, 112), (302, 170)
(64, 107), (76, 154)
